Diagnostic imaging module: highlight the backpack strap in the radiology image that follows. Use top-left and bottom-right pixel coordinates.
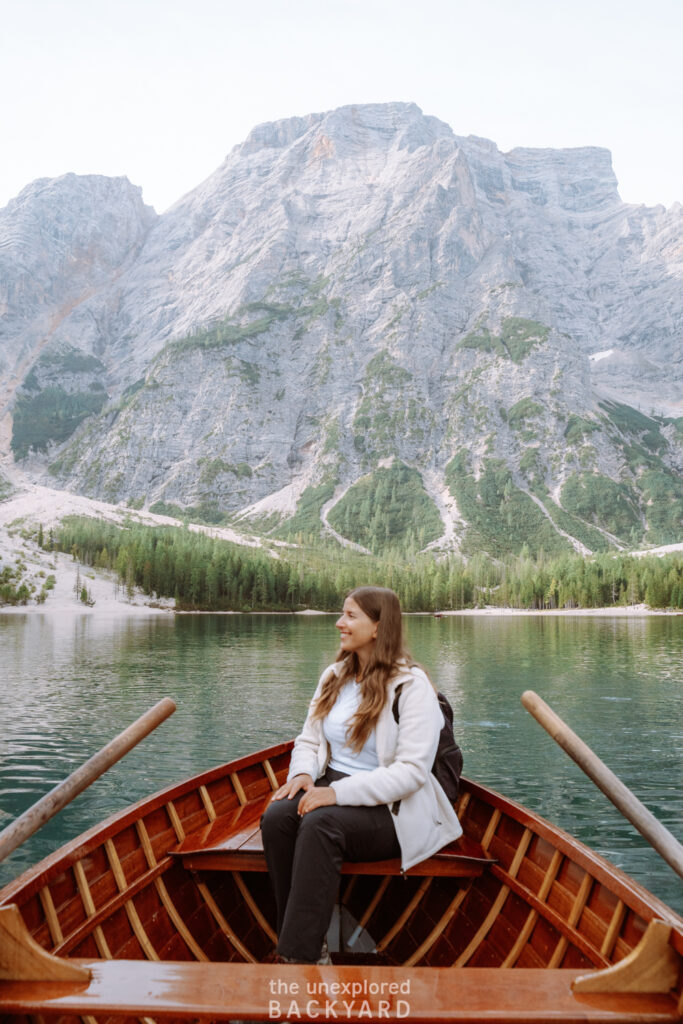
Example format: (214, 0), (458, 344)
(391, 682), (405, 723)
(390, 682), (405, 816)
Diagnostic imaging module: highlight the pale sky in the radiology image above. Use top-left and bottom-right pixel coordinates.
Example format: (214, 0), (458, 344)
(1, 0), (681, 213)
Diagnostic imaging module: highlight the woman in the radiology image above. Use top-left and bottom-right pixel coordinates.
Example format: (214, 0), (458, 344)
(260, 585), (462, 964)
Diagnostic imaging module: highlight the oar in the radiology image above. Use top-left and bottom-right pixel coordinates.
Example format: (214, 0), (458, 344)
(521, 690), (683, 881)
(0, 697), (176, 865)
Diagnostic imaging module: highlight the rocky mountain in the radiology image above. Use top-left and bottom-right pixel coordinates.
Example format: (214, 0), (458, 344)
(0, 102), (681, 558)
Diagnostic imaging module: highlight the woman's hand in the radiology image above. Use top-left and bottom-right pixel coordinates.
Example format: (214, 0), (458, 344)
(298, 786), (337, 816)
(272, 774), (314, 801)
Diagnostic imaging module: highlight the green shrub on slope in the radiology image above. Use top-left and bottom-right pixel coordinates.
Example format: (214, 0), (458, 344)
(458, 318), (549, 364)
(12, 387), (107, 458)
(445, 454), (570, 558)
(560, 473), (642, 543)
(327, 463), (442, 554)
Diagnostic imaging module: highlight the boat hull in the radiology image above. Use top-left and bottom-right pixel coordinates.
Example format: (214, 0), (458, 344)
(1, 741), (681, 1022)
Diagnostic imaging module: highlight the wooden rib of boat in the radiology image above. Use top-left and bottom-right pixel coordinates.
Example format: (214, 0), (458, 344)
(0, 739), (681, 1022)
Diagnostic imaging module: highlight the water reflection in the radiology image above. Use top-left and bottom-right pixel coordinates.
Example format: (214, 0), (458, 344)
(0, 611), (681, 914)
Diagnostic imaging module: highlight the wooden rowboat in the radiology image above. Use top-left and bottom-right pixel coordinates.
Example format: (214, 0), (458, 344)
(1, 738), (682, 1022)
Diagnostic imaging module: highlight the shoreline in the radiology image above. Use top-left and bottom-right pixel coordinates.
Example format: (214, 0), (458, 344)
(426, 605), (681, 617)
(178, 606), (679, 617)
(1, 489), (680, 620)
(2, 602), (679, 618)
(0, 528), (678, 620)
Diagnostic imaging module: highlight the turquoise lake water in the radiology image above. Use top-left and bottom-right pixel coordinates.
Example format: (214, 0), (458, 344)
(0, 611), (681, 914)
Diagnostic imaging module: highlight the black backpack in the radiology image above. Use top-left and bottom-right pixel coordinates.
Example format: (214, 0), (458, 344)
(392, 683), (463, 803)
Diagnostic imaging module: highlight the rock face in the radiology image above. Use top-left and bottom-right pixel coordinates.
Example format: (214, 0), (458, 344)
(0, 174), (156, 456)
(1, 103), (681, 555)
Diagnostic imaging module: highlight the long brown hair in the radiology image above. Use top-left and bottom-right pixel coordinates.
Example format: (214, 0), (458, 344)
(312, 586), (412, 751)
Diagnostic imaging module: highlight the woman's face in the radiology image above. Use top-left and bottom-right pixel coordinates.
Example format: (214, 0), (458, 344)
(336, 597), (378, 666)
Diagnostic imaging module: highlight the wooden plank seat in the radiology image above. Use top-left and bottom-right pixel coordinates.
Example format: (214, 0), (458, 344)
(170, 793), (496, 877)
(0, 961), (679, 1022)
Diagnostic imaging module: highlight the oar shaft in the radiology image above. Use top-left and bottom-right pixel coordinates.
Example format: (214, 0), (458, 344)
(0, 698), (176, 865)
(521, 690), (683, 881)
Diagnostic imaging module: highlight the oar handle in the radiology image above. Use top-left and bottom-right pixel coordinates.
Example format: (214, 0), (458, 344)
(521, 690), (683, 881)
(0, 698), (176, 865)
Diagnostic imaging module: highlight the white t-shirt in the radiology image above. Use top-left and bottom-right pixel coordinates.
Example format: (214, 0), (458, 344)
(323, 680), (379, 774)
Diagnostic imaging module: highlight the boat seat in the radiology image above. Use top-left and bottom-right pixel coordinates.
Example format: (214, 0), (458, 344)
(171, 793), (496, 877)
(1, 961), (680, 1022)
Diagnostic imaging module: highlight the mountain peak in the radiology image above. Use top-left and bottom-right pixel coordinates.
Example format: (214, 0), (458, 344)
(235, 101), (452, 157)
(2, 104), (681, 558)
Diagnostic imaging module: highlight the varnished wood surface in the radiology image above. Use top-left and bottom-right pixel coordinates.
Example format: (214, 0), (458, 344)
(1, 741), (679, 932)
(0, 961), (679, 1021)
(0, 737), (681, 1020)
(462, 779), (683, 931)
(573, 921), (680, 995)
(0, 906), (89, 983)
(172, 798), (269, 856)
(0, 741), (293, 906)
(180, 848), (488, 876)
(175, 818), (495, 877)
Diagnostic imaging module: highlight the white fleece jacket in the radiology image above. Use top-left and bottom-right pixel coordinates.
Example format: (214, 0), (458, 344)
(287, 661), (463, 871)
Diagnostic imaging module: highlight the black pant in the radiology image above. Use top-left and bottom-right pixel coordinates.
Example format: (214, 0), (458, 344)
(260, 768), (400, 962)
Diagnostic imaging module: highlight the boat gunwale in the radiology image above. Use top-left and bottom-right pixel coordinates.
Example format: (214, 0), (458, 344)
(1, 740), (681, 947)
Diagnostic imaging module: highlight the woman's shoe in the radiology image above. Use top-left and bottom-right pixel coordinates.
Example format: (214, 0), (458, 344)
(317, 938), (332, 965)
(263, 940), (330, 965)
(263, 949), (298, 964)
